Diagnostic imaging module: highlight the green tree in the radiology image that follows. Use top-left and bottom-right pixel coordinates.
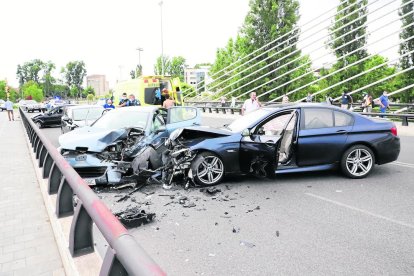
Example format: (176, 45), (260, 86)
(0, 81), (6, 100)
(41, 61), (55, 97)
(154, 56), (171, 75)
(169, 56), (186, 81)
(209, 0), (315, 101)
(86, 93), (95, 103)
(83, 86), (95, 97)
(329, 0), (368, 59)
(22, 81), (44, 102)
(62, 61), (87, 98)
(16, 59), (45, 86)
(321, 0), (369, 98)
(399, 0), (414, 102)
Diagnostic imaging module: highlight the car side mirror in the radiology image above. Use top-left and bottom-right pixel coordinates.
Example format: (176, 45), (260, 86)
(62, 116), (69, 122)
(241, 129), (251, 137)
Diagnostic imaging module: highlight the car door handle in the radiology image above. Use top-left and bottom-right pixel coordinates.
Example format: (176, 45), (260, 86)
(265, 140), (275, 147)
(336, 130), (348, 134)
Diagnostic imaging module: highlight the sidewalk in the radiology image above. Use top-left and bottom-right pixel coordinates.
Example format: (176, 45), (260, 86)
(0, 111), (64, 275)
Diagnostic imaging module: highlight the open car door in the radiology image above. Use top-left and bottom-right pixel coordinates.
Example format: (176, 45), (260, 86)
(166, 106), (201, 132)
(240, 110), (298, 177)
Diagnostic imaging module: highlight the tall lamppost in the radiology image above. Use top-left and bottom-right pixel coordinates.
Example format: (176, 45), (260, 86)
(159, 1), (164, 76)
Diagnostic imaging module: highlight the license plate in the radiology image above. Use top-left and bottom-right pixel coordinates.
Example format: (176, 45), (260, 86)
(75, 154), (87, 161)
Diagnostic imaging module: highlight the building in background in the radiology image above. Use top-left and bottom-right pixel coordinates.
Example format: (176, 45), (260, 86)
(86, 75), (109, 97)
(184, 66), (212, 89)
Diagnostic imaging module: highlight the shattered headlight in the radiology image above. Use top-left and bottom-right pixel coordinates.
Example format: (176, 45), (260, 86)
(169, 128), (184, 142)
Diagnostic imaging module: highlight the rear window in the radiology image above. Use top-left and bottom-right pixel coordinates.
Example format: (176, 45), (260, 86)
(72, 108), (103, 121)
(303, 108), (334, 129)
(334, 111), (353, 127)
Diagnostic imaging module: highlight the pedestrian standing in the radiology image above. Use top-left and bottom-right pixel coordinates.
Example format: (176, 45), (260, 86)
(282, 94), (289, 104)
(230, 97), (236, 108)
(103, 99), (115, 109)
(118, 93), (128, 107)
(362, 92), (373, 113)
(379, 91), (390, 118)
(220, 96), (226, 107)
(241, 92), (261, 115)
(163, 94), (175, 109)
(5, 98), (14, 121)
(341, 91), (353, 109)
(326, 94), (333, 105)
(306, 93), (313, 103)
(126, 94), (140, 106)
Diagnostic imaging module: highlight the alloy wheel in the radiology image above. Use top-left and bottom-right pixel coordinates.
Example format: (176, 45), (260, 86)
(196, 156), (224, 185)
(345, 148), (373, 177)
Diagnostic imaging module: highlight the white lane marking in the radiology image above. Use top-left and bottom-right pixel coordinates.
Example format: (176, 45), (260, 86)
(305, 193), (414, 230)
(390, 161), (414, 169)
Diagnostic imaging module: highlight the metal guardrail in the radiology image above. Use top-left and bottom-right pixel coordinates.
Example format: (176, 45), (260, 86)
(19, 108), (165, 276)
(191, 104), (414, 126)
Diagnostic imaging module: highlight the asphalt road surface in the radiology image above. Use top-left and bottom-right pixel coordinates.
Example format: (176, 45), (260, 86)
(28, 111), (414, 275)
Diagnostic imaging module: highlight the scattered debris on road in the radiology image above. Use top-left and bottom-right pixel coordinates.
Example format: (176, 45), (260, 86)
(114, 206), (155, 228)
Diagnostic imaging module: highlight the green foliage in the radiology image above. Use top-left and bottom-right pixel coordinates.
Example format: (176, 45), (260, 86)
(83, 86), (95, 97)
(154, 56), (186, 81)
(194, 63), (212, 69)
(154, 56), (171, 75)
(399, 0), (414, 102)
(209, 0), (315, 101)
(22, 81), (44, 102)
(16, 59), (45, 86)
(62, 61), (87, 98)
(0, 81), (6, 100)
(330, 0), (368, 59)
(130, 65), (143, 79)
(42, 61), (56, 97)
(180, 82), (196, 97)
(86, 93), (95, 102)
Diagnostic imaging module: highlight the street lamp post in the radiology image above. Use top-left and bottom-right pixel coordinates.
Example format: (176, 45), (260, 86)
(159, 1), (164, 76)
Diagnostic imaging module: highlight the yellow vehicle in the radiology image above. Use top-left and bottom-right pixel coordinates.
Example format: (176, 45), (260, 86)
(114, 76), (183, 106)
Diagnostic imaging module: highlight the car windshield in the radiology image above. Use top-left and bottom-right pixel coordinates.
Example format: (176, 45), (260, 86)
(92, 110), (149, 130)
(72, 108), (103, 121)
(226, 109), (273, 132)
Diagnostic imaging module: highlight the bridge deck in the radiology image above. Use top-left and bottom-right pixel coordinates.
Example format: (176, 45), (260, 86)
(0, 112), (64, 275)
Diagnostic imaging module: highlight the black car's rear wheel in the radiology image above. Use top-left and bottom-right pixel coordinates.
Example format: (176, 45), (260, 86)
(191, 152), (225, 186)
(341, 145), (375, 179)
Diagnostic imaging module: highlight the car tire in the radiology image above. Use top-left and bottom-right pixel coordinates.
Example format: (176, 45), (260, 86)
(191, 152), (225, 186)
(341, 145), (375, 179)
(36, 121), (43, 129)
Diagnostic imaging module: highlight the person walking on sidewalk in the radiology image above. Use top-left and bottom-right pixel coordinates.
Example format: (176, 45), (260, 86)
(379, 91), (390, 118)
(5, 98), (14, 121)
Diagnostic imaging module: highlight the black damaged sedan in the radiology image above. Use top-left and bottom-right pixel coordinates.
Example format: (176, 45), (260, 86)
(167, 103), (400, 186)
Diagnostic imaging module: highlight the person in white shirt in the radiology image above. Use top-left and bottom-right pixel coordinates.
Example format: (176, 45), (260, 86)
(5, 98), (14, 121)
(241, 92), (261, 115)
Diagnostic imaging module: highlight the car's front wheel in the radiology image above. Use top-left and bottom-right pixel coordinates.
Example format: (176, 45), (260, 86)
(341, 145), (375, 179)
(191, 152), (225, 186)
(35, 121), (43, 129)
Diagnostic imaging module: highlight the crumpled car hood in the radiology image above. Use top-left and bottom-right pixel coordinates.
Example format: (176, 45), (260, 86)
(180, 126), (232, 137)
(59, 127), (128, 152)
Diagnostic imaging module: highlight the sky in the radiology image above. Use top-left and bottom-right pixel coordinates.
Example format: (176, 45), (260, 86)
(0, 0), (402, 88)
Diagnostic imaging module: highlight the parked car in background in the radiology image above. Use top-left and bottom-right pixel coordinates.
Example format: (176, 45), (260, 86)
(61, 105), (105, 134)
(0, 100), (5, 111)
(59, 106), (201, 185)
(49, 99), (66, 108)
(22, 100), (42, 112)
(163, 103), (401, 186)
(32, 104), (75, 128)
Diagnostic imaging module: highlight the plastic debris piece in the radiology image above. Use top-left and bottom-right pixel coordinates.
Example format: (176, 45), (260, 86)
(240, 241), (256, 248)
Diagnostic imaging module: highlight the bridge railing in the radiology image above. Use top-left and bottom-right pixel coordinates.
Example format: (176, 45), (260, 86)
(189, 102), (414, 126)
(19, 108), (165, 276)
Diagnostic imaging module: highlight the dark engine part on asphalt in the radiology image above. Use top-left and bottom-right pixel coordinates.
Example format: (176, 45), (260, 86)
(114, 206), (155, 228)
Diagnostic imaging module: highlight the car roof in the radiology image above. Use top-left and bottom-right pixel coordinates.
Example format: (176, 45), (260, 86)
(112, 106), (159, 112)
(263, 103), (346, 111)
(67, 105), (104, 110)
